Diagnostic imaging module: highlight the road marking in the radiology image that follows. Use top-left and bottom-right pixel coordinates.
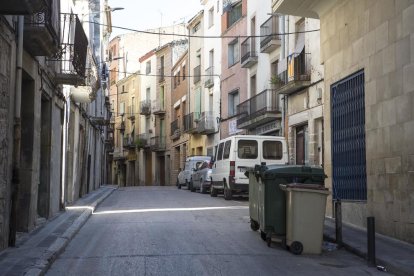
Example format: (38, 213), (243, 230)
(93, 206), (248, 215)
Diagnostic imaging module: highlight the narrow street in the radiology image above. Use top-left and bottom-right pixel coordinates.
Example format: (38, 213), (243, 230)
(46, 187), (380, 275)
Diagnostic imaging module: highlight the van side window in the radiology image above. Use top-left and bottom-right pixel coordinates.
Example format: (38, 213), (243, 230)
(263, 141), (283, 160)
(223, 140), (231, 159)
(238, 140), (258, 159)
(217, 142), (224, 160)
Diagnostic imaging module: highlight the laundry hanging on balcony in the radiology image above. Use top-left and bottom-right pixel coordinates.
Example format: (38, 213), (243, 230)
(70, 86), (92, 103)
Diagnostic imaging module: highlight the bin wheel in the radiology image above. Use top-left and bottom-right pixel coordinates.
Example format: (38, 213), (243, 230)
(210, 186), (218, 197)
(290, 241), (303, 255)
(260, 231), (267, 241)
(250, 219), (259, 231)
(224, 186), (232, 200)
(266, 236), (272, 247)
(281, 238), (287, 250)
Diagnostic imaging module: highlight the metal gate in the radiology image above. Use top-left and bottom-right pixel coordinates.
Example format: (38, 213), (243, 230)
(331, 70), (366, 201)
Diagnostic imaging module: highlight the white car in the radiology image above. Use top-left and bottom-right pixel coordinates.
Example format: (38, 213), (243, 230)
(177, 156), (212, 190)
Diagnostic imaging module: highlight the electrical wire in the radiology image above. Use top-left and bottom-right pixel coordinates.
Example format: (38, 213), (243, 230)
(107, 68), (219, 78)
(87, 21), (320, 39)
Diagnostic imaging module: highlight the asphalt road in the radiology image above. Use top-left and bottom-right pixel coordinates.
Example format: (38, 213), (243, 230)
(47, 186), (382, 276)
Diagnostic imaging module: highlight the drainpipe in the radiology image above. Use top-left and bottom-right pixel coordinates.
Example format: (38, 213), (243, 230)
(9, 16), (24, 247)
(280, 15), (285, 59)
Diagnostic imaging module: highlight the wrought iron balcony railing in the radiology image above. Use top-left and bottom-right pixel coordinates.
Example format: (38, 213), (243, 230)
(123, 135), (136, 149)
(276, 52), (311, 94)
(237, 89), (281, 129)
(260, 15), (281, 53)
(150, 136), (166, 151)
(183, 112), (200, 133)
(197, 111), (215, 134)
(170, 119), (181, 139)
(52, 13), (88, 86)
(241, 36), (258, 68)
(137, 133), (150, 149)
(152, 99), (165, 115)
(140, 99), (151, 115)
(23, 0), (59, 57)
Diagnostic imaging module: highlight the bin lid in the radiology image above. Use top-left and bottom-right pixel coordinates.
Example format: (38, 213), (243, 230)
(280, 183), (330, 195)
(259, 165), (326, 181)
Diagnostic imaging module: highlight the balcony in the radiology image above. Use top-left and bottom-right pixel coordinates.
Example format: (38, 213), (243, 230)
(113, 146), (126, 160)
(150, 136), (166, 152)
(170, 119), (181, 140)
(158, 68), (165, 83)
(136, 133), (150, 149)
(52, 13), (88, 86)
(272, 0), (328, 19)
(237, 89), (281, 129)
(183, 112), (200, 134)
(107, 124), (114, 133)
(0, 0), (46, 14)
(140, 99), (151, 115)
(197, 111), (215, 135)
(23, 1), (59, 57)
(123, 135), (136, 149)
(193, 65), (201, 84)
(127, 105), (135, 120)
(204, 66), (214, 88)
(241, 37), (258, 68)
(152, 99), (165, 115)
(277, 53), (311, 95)
(260, 16), (281, 53)
(116, 121), (125, 132)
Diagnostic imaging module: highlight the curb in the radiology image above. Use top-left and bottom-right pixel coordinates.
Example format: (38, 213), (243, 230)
(25, 186), (117, 276)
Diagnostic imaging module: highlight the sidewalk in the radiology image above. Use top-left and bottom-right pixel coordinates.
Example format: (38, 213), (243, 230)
(0, 185), (117, 276)
(324, 218), (414, 276)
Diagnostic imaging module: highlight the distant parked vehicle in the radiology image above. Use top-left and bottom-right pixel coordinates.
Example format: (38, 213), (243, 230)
(177, 155), (212, 190)
(210, 135), (288, 200)
(191, 160), (213, 193)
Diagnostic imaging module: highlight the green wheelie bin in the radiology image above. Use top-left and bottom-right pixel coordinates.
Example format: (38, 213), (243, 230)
(248, 164), (326, 246)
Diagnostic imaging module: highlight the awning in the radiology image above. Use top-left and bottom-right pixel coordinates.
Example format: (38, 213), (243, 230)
(70, 86), (92, 103)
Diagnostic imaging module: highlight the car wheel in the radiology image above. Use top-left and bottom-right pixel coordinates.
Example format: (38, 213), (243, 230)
(210, 186), (218, 197)
(190, 180), (195, 192)
(200, 179), (207, 194)
(223, 181), (232, 200)
(177, 179), (181, 189)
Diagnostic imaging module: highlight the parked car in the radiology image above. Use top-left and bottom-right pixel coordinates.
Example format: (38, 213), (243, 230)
(210, 135), (288, 200)
(191, 160), (213, 193)
(177, 155), (212, 190)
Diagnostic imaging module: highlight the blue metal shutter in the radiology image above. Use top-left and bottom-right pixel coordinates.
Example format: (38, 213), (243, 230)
(331, 70), (367, 201)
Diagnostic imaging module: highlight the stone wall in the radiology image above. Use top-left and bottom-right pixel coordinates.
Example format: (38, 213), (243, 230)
(321, 0), (414, 242)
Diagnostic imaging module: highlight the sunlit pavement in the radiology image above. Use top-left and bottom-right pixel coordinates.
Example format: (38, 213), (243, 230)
(46, 186), (382, 276)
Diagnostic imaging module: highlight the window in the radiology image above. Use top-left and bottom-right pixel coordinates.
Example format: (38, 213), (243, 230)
(228, 39), (239, 67)
(120, 102), (125, 114)
(111, 100), (114, 111)
(192, 22), (201, 33)
(263, 141), (283, 160)
(238, 140), (258, 159)
(146, 61), (151, 74)
(227, 1), (242, 28)
(209, 7), (214, 27)
(182, 65), (186, 80)
(217, 142), (224, 161)
(250, 75), (256, 96)
(177, 71), (180, 85)
(228, 89), (239, 117)
(223, 141), (231, 159)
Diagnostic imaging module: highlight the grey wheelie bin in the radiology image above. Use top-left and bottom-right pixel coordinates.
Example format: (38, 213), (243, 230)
(280, 184), (329, 255)
(247, 165), (326, 247)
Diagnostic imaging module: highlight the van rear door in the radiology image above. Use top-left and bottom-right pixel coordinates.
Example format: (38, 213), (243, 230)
(235, 138), (260, 184)
(261, 138), (287, 165)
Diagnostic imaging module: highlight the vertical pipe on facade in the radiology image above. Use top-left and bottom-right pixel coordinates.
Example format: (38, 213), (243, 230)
(280, 15), (285, 137)
(187, 26), (191, 156)
(10, 16), (24, 246)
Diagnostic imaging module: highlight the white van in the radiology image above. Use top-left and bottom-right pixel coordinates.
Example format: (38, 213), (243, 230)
(210, 135), (288, 200)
